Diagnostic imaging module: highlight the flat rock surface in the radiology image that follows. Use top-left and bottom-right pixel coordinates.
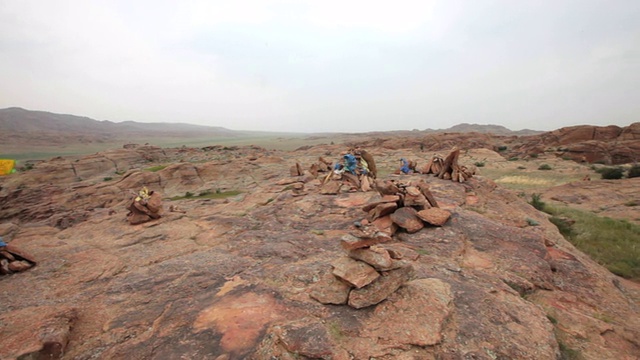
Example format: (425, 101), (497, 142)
(416, 207), (452, 226)
(0, 145), (638, 359)
(362, 278), (453, 346)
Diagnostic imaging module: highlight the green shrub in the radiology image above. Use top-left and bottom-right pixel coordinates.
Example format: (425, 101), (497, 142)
(538, 164), (552, 170)
(508, 157), (519, 161)
(526, 218), (539, 226)
(529, 153), (538, 158)
(529, 193), (546, 211)
(628, 164), (640, 178)
(474, 161), (485, 167)
(145, 165), (167, 172)
(600, 167), (624, 180)
(497, 145), (507, 151)
(185, 191), (194, 198)
(103, 177), (113, 181)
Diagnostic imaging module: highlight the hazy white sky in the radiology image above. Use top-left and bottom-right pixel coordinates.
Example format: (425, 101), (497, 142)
(1, 0), (638, 132)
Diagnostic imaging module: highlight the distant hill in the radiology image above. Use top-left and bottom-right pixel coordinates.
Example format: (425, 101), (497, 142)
(438, 123), (542, 136)
(0, 107), (238, 137)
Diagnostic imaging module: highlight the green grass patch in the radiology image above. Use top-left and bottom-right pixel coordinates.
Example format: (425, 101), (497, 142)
(538, 164), (552, 170)
(169, 190), (241, 201)
(145, 165), (167, 172)
(543, 204), (640, 280)
(558, 340), (582, 360)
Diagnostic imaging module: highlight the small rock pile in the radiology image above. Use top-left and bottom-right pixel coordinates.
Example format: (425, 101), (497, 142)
(369, 179), (452, 234)
(310, 229), (415, 309)
(419, 148), (475, 182)
(126, 187), (163, 225)
(0, 240), (37, 275)
(308, 157), (333, 177)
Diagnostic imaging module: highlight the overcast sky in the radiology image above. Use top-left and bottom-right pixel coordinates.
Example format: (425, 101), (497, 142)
(1, 1), (638, 132)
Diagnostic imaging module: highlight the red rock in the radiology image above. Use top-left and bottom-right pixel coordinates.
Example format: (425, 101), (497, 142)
(5, 244), (37, 264)
(416, 208), (451, 226)
(340, 233), (392, 251)
(371, 215), (398, 235)
(332, 257), (380, 289)
(349, 246), (407, 271)
(8, 260), (32, 272)
(276, 177), (300, 185)
(309, 272), (352, 305)
(348, 264), (414, 309)
(363, 278), (453, 346)
(362, 195), (400, 212)
(127, 212), (152, 225)
(277, 322), (335, 359)
(403, 190), (427, 209)
(382, 244), (421, 261)
(367, 202), (398, 222)
(0, 250), (15, 261)
(0, 259), (10, 274)
(416, 181), (439, 208)
(374, 179), (401, 196)
(320, 181), (342, 195)
(390, 207), (424, 233)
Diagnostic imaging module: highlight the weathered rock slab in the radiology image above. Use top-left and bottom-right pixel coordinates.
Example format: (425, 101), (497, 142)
(309, 272), (352, 305)
(349, 246), (407, 271)
(417, 208), (451, 226)
(391, 207), (424, 233)
(348, 264), (414, 309)
(340, 233), (391, 251)
(332, 257), (380, 289)
(364, 278), (453, 346)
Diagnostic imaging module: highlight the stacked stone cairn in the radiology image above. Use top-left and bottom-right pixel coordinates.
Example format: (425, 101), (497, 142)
(419, 148), (475, 183)
(370, 179), (452, 234)
(310, 177), (452, 308)
(0, 243), (37, 275)
(310, 227), (415, 309)
(283, 162), (317, 196)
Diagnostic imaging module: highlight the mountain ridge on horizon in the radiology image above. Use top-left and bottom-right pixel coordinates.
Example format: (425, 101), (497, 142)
(1, 106), (545, 136)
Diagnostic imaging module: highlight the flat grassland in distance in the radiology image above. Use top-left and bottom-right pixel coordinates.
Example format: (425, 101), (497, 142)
(1, 134), (338, 161)
(460, 149), (595, 194)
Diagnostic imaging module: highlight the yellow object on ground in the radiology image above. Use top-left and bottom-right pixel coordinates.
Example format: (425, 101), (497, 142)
(0, 159), (15, 175)
(135, 186), (150, 202)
